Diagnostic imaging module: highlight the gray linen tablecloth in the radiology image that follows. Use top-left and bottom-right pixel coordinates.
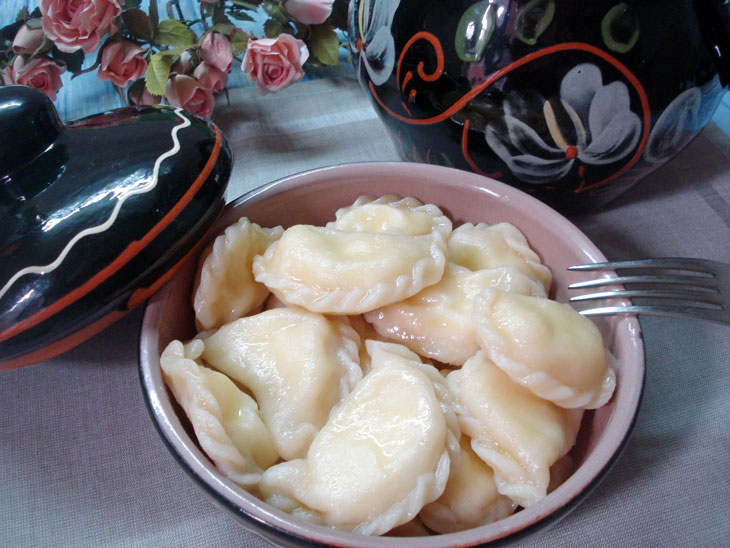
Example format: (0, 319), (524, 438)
(2, 75), (729, 548)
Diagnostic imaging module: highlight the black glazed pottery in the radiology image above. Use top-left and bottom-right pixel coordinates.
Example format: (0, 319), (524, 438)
(0, 85), (232, 369)
(349, 0), (730, 211)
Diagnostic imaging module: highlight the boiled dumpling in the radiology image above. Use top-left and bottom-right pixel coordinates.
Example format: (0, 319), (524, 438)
(446, 351), (582, 507)
(252, 223), (447, 314)
(365, 263), (547, 366)
(419, 436), (517, 533)
(193, 217), (283, 330)
(160, 339), (278, 486)
(259, 341), (460, 536)
(328, 195), (452, 240)
(448, 222), (552, 295)
(200, 308), (362, 460)
(473, 289), (616, 409)
(344, 314), (390, 374)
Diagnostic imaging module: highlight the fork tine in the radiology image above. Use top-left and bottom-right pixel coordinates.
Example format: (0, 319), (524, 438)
(579, 304), (729, 324)
(568, 274), (719, 290)
(568, 258), (718, 274)
(570, 288), (723, 306)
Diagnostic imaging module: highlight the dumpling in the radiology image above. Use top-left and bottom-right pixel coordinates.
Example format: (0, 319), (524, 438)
(448, 222), (552, 295)
(472, 289), (616, 409)
(259, 341), (460, 536)
(200, 308), (362, 460)
(160, 339), (278, 486)
(344, 315), (390, 374)
(365, 263), (547, 366)
(419, 436), (517, 533)
(193, 217), (283, 330)
(327, 195), (452, 240)
(252, 223), (447, 314)
(446, 351), (582, 507)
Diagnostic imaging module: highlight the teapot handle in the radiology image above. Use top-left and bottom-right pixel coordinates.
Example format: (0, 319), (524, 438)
(694, 0), (730, 87)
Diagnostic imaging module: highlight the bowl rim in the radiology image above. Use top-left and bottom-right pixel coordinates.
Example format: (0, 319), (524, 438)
(139, 161), (645, 547)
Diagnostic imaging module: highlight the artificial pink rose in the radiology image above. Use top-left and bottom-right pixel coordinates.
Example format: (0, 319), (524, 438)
(284, 0), (333, 24)
(172, 50), (194, 75)
(165, 74), (215, 118)
(40, 0), (121, 54)
(97, 40), (147, 87)
(200, 32), (233, 73)
(12, 23), (46, 55)
(2, 55), (65, 100)
(242, 34), (309, 95)
(193, 62), (228, 93)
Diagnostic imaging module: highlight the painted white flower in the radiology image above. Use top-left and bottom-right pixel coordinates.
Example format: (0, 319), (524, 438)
(643, 87), (701, 163)
(357, 0), (401, 86)
(486, 63), (642, 184)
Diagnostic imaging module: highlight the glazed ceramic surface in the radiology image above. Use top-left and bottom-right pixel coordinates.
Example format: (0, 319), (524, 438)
(139, 162), (645, 548)
(0, 85), (232, 369)
(348, 0), (730, 211)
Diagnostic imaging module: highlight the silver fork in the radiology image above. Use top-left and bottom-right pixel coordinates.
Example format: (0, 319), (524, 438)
(567, 258), (730, 325)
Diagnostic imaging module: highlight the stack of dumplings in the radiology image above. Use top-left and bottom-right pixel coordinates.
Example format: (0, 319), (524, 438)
(159, 194), (616, 537)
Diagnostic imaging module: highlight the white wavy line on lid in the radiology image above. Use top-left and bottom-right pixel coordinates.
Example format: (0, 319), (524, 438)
(0, 108), (192, 302)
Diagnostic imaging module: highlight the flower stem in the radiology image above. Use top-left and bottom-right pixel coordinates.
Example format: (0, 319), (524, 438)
(199, 3), (210, 31)
(173, 0), (185, 21)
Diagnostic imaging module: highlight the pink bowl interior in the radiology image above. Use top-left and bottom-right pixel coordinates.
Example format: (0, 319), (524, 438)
(140, 162), (645, 548)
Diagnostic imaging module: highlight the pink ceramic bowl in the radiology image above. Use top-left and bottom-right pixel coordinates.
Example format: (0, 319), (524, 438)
(139, 162), (644, 548)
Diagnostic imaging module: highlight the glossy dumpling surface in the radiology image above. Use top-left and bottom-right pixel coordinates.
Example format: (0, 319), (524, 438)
(446, 351), (582, 507)
(252, 223), (447, 314)
(473, 289), (616, 409)
(193, 217), (283, 330)
(200, 308), (362, 460)
(160, 339), (278, 486)
(259, 341), (460, 536)
(328, 195), (452, 240)
(448, 222), (552, 295)
(365, 263), (546, 365)
(419, 436), (516, 533)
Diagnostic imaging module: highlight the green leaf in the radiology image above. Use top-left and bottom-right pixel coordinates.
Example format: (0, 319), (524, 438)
(51, 45), (85, 73)
(122, 8), (154, 41)
(229, 10), (255, 22)
(30, 36), (52, 58)
(263, 1), (289, 23)
(309, 24), (339, 67)
(157, 18), (195, 47)
(263, 18), (286, 38)
(124, 0), (142, 8)
(210, 23), (236, 36)
(230, 28), (249, 56)
(16, 6), (29, 21)
(145, 53), (173, 96)
(25, 17), (42, 29)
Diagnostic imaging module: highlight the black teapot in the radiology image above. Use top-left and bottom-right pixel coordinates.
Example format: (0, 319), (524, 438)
(349, 0), (730, 211)
(0, 85), (232, 368)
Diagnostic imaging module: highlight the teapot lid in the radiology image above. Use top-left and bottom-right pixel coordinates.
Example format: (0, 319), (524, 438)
(0, 85), (233, 368)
